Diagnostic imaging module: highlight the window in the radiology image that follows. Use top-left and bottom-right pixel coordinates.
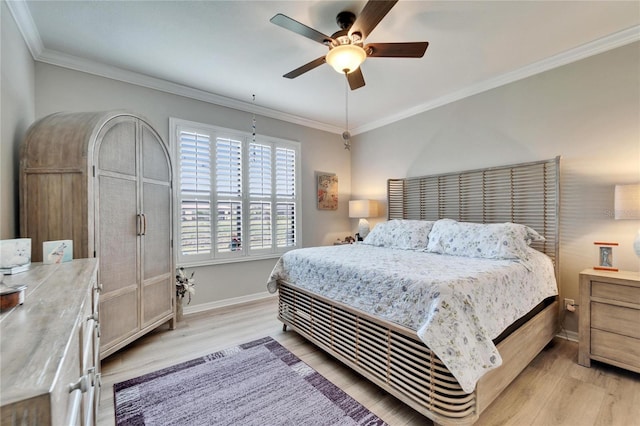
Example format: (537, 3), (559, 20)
(171, 118), (301, 265)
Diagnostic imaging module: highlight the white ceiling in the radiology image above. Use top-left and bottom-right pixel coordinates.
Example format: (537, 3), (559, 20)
(8, 1), (640, 135)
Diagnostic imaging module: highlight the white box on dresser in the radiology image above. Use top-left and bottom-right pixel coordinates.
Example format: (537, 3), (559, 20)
(578, 268), (640, 373)
(0, 259), (99, 425)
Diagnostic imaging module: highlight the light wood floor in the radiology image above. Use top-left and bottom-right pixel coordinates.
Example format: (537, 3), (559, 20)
(98, 297), (640, 426)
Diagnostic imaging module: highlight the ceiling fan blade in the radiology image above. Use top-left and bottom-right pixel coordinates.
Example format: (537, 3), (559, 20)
(349, 0), (398, 40)
(283, 56), (327, 79)
(270, 13), (333, 45)
(365, 42), (429, 58)
(347, 68), (366, 90)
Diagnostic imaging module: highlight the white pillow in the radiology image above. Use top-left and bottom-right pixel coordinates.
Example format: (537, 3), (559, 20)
(363, 219), (434, 250)
(426, 219), (541, 260)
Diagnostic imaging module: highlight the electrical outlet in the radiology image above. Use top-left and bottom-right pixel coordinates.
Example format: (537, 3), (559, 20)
(564, 298), (575, 311)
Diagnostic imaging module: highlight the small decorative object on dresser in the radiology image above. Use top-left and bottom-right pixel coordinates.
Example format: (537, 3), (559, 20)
(578, 268), (640, 373)
(0, 238), (31, 274)
(43, 240), (73, 264)
(593, 241), (618, 271)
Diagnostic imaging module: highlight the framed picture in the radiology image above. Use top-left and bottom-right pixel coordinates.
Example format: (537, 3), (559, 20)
(43, 240), (73, 264)
(316, 172), (338, 210)
(593, 241), (618, 272)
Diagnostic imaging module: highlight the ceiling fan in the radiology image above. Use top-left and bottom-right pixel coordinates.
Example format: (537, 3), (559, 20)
(270, 0), (429, 90)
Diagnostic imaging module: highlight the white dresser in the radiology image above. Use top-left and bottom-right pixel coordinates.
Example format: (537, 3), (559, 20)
(0, 259), (100, 425)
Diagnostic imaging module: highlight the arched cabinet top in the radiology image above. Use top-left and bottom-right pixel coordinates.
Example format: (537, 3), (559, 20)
(20, 111), (166, 170)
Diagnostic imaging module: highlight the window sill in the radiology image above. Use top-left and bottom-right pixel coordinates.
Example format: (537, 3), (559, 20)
(176, 252), (288, 268)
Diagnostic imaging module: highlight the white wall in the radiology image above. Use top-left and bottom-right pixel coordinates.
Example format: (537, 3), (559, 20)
(29, 62), (352, 305)
(351, 42), (640, 333)
(1, 1), (35, 239)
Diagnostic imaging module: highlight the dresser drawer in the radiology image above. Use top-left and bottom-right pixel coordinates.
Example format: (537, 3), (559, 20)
(591, 302), (640, 339)
(591, 329), (640, 370)
(592, 281), (640, 304)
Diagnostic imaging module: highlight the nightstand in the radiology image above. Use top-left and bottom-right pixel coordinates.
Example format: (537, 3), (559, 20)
(578, 268), (640, 373)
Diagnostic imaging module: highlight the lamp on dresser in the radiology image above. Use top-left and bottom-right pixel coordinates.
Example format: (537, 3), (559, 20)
(349, 199), (379, 239)
(614, 183), (640, 257)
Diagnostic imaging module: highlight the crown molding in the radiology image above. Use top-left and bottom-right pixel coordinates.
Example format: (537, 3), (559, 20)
(353, 25), (640, 135)
(8, 1), (638, 136)
(34, 48), (343, 134)
(6, 0), (43, 58)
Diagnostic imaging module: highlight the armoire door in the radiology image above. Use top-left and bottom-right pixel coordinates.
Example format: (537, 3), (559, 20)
(139, 122), (173, 327)
(20, 110), (174, 361)
(95, 116), (140, 351)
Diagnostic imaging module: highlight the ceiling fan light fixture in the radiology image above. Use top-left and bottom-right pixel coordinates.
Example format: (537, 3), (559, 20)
(326, 44), (366, 74)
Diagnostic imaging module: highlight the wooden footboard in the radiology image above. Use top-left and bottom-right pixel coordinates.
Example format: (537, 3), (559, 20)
(278, 281), (558, 425)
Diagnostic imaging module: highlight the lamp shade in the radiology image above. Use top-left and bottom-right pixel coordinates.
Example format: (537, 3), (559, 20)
(349, 200), (379, 218)
(614, 184), (640, 220)
(325, 44), (367, 74)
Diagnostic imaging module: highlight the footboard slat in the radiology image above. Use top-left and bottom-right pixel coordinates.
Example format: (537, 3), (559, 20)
(278, 282), (480, 425)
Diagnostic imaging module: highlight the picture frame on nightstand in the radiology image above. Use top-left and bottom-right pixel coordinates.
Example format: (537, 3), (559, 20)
(593, 241), (618, 272)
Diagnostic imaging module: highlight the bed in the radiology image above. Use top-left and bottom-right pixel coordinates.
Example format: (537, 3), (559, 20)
(268, 157), (560, 425)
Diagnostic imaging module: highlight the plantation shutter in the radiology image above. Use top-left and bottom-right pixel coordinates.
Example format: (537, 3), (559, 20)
(275, 147), (296, 248)
(173, 118), (300, 265)
(249, 143), (272, 250)
(179, 131), (211, 256)
(216, 137), (243, 253)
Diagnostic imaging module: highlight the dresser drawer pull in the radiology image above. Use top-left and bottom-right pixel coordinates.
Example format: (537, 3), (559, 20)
(68, 374), (89, 394)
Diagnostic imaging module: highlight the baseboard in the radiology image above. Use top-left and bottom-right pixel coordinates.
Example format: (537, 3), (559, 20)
(184, 293), (581, 343)
(183, 291), (276, 316)
(556, 329), (579, 342)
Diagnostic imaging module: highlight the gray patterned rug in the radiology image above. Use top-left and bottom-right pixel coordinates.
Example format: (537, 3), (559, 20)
(114, 336), (388, 426)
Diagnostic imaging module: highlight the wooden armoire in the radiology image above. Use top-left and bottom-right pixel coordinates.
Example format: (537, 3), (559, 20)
(20, 111), (175, 359)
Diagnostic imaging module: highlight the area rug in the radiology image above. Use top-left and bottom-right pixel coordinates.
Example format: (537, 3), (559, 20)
(114, 336), (388, 426)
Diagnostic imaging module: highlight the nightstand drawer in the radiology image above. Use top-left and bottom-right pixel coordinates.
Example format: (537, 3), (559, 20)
(591, 302), (640, 339)
(592, 281), (640, 304)
(579, 269), (640, 372)
(591, 329), (640, 369)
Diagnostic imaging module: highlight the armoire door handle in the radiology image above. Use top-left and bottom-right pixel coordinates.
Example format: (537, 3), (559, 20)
(137, 214), (142, 236)
(141, 213), (147, 236)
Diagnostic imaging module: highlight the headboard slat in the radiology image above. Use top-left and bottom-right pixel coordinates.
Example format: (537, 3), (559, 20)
(387, 157), (560, 271)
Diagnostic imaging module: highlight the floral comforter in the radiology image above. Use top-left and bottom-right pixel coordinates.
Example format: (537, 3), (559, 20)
(267, 244), (557, 393)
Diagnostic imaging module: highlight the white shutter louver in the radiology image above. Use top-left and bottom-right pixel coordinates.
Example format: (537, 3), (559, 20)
(249, 143), (273, 250)
(275, 147), (296, 248)
(179, 131), (211, 255)
(249, 201), (272, 249)
(216, 137), (242, 252)
(216, 201), (242, 252)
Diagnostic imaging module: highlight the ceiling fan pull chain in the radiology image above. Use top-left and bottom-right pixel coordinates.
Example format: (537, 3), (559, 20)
(343, 75), (351, 151)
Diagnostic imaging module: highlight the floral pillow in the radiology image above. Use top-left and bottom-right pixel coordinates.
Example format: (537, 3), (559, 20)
(363, 220), (434, 250)
(425, 219), (542, 260)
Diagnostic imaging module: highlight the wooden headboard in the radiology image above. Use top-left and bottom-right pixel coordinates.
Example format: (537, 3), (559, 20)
(387, 156), (560, 269)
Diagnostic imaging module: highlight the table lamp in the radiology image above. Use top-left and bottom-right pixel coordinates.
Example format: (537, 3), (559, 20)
(349, 200), (379, 239)
(614, 183), (640, 257)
